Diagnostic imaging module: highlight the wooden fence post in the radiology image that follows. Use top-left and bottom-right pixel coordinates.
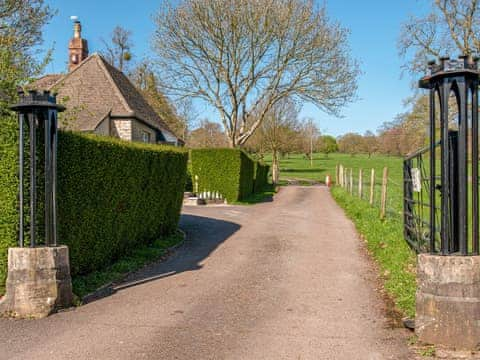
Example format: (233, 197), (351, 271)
(358, 169), (363, 199)
(349, 168), (353, 195)
(380, 167), (388, 219)
(340, 165), (344, 187)
(369, 169), (375, 206)
(335, 164), (339, 185)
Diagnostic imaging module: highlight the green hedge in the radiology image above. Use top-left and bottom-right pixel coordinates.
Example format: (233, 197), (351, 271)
(0, 116), (19, 291)
(190, 148), (255, 202)
(0, 128), (188, 287)
(254, 162), (270, 192)
(58, 132), (187, 275)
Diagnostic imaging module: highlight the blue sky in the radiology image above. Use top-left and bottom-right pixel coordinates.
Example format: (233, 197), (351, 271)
(41, 0), (428, 137)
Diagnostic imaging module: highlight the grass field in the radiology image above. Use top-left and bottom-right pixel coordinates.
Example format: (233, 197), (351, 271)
(265, 152), (404, 215)
(263, 153), (402, 183)
(264, 152), (417, 317)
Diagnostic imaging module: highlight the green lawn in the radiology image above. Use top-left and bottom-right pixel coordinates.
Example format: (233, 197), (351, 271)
(263, 152), (416, 317)
(264, 152), (402, 184)
(264, 153), (404, 214)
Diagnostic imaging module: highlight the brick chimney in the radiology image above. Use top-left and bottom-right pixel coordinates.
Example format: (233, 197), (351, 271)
(68, 20), (89, 72)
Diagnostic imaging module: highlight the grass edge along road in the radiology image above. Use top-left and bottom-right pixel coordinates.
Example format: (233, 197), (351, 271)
(331, 186), (416, 318)
(263, 153), (416, 318)
(72, 230), (184, 301)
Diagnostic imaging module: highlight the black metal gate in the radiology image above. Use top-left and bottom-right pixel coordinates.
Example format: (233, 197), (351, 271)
(405, 55), (480, 255)
(404, 142), (439, 253)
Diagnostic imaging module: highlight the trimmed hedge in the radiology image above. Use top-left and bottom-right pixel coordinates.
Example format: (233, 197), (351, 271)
(58, 132), (188, 275)
(0, 128), (188, 286)
(190, 148), (255, 202)
(254, 162), (270, 193)
(0, 117), (19, 291)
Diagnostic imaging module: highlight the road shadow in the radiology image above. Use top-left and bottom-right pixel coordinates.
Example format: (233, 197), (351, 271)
(82, 214), (241, 304)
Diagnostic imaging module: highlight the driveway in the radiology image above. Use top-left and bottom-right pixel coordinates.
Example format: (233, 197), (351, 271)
(0, 186), (414, 360)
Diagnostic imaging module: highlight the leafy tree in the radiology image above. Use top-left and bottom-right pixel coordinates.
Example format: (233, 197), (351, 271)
(0, 0), (54, 111)
(101, 26), (133, 72)
(153, 0), (360, 147)
(318, 135), (338, 157)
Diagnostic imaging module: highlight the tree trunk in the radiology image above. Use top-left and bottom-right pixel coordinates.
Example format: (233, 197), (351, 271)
(272, 150), (280, 185)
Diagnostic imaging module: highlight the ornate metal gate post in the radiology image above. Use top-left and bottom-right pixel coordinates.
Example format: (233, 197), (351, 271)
(412, 56), (480, 349)
(10, 90), (65, 248)
(0, 91), (73, 318)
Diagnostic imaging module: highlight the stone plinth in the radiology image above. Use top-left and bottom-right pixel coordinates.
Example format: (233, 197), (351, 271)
(0, 246), (73, 318)
(416, 254), (480, 349)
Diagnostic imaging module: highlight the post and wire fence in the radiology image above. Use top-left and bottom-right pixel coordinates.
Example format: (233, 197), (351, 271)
(335, 164), (401, 220)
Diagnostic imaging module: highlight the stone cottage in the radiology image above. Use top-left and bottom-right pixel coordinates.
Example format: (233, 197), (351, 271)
(32, 20), (182, 145)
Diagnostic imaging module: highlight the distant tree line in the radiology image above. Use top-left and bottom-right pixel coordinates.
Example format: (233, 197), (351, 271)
(338, 96), (429, 157)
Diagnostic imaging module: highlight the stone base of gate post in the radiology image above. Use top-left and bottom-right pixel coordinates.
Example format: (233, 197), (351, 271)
(416, 254), (480, 349)
(0, 246), (73, 318)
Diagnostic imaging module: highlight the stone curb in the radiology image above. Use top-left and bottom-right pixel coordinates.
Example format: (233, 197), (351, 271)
(81, 229), (187, 304)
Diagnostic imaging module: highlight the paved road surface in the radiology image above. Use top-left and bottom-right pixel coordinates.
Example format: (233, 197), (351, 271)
(0, 186), (414, 360)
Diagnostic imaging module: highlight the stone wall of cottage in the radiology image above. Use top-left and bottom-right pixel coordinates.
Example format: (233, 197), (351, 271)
(132, 119), (156, 144)
(111, 119), (132, 141)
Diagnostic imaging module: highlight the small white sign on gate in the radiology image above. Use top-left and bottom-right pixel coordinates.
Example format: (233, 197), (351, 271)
(412, 168), (421, 192)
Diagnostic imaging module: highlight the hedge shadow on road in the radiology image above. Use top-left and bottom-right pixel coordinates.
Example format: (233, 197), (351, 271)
(109, 214), (241, 295)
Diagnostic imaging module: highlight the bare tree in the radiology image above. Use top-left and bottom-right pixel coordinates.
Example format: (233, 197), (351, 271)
(153, 0), (360, 147)
(188, 119), (229, 148)
(362, 131), (378, 158)
(101, 26), (133, 72)
(337, 132), (364, 156)
(251, 97), (301, 184)
(399, 0), (480, 76)
(130, 60), (191, 139)
(175, 97), (198, 141)
(302, 117), (320, 167)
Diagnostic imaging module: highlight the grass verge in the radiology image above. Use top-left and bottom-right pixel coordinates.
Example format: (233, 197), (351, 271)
(331, 186), (417, 318)
(72, 230), (184, 300)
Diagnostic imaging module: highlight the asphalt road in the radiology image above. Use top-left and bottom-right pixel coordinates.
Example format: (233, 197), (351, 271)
(0, 186), (414, 360)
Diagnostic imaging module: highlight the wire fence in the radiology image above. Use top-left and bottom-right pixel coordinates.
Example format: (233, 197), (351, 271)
(335, 164), (403, 221)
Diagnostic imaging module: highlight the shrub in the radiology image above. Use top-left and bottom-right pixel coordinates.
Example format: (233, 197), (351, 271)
(190, 148), (254, 202)
(0, 129), (188, 287)
(254, 162), (270, 192)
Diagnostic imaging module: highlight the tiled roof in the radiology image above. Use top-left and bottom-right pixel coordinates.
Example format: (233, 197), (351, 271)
(30, 54), (178, 138)
(30, 74), (63, 90)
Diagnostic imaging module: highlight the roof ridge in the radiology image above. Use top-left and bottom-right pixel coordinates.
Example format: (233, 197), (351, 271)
(94, 54), (134, 115)
(97, 55), (179, 138)
(48, 55), (97, 90)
